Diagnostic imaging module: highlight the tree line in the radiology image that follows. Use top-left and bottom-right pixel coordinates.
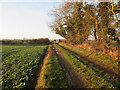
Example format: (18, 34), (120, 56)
(50, 0), (120, 47)
(1, 38), (50, 45)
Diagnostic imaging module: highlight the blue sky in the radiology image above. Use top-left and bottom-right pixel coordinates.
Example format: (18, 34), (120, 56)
(0, 1), (63, 40)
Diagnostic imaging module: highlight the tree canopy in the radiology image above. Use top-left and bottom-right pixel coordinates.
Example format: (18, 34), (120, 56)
(50, 0), (120, 46)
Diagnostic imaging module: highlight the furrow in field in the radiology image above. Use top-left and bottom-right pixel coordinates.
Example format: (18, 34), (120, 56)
(2, 46), (33, 59)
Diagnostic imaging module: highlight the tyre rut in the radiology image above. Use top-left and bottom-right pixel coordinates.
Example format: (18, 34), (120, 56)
(51, 46), (87, 88)
(59, 45), (120, 81)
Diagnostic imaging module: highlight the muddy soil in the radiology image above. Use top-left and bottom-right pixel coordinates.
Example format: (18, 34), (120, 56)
(52, 46), (88, 88)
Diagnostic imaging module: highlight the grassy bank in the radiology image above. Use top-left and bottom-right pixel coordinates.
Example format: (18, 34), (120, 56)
(59, 43), (119, 73)
(55, 44), (120, 88)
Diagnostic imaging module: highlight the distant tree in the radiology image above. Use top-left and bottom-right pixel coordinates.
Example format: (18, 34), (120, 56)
(2, 38), (50, 45)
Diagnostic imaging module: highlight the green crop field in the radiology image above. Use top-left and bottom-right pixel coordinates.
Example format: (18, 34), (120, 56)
(1, 44), (120, 89)
(2, 45), (48, 89)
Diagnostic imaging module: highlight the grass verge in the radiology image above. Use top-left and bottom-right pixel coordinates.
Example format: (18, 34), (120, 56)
(55, 44), (120, 88)
(60, 43), (119, 73)
(35, 46), (68, 89)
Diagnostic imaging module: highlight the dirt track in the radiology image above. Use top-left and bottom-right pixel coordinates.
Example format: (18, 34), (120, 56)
(24, 45), (119, 89)
(59, 45), (120, 81)
(51, 46), (87, 88)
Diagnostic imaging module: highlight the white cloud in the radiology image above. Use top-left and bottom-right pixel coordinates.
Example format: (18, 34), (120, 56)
(0, 5), (63, 40)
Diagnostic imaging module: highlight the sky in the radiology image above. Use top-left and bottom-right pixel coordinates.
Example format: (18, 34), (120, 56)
(0, 0), (64, 40)
(0, 0), (118, 40)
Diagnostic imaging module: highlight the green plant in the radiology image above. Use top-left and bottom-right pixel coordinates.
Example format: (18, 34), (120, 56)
(2, 45), (48, 89)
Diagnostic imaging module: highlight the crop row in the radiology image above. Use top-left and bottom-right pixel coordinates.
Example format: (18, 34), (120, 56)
(36, 46), (68, 89)
(55, 45), (120, 88)
(2, 46), (30, 59)
(2, 45), (48, 89)
(59, 43), (119, 73)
